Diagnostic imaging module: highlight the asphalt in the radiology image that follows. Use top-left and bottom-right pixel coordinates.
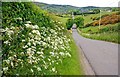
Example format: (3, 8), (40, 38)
(72, 25), (118, 75)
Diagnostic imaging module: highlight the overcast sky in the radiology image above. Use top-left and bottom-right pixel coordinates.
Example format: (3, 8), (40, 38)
(33, 0), (119, 7)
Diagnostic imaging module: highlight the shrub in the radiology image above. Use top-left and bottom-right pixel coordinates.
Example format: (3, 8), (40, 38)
(66, 18), (74, 30)
(89, 13), (120, 26)
(2, 2), (71, 75)
(74, 17), (84, 28)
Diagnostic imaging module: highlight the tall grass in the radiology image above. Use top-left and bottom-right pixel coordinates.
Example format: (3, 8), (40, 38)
(78, 23), (120, 44)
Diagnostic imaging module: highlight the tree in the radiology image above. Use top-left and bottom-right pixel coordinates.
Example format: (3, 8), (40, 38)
(93, 9), (100, 14)
(74, 17), (84, 28)
(66, 18), (74, 30)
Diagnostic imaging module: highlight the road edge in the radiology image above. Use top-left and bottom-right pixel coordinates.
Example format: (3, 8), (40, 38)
(77, 42), (96, 75)
(73, 28), (96, 75)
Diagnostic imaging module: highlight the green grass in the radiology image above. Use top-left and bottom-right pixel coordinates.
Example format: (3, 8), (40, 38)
(78, 23), (120, 44)
(75, 11), (117, 25)
(56, 33), (84, 75)
(55, 16), (84, 75)
(54, 15), (69, 27)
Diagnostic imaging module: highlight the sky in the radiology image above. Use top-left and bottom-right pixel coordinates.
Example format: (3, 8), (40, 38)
(33, 0), (119, 7)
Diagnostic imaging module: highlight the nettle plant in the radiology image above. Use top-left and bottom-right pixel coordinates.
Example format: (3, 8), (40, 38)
(2, 2), (71, 75)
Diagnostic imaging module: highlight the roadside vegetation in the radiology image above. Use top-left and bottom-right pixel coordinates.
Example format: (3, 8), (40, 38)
(66, 17), (84, 30)
(54, 15), (84, 75)
(77, 11), (120, 44)
(2, 2), (84, 75)
(78, 23), (120, 43)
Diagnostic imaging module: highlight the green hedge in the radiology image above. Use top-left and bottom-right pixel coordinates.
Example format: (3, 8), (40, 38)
(2, 2), (72, 75)
(66, 18), (74, 30)
(66, 17), (84, 29)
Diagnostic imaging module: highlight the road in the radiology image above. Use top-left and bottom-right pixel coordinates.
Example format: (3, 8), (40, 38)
(72, 25), (118, 75)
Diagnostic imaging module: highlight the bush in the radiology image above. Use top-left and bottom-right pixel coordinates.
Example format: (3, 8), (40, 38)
(2, 2), (72, 75)
(66, 19), (74, 30)
(74, 17), (84, 28)
(89, 13), (120, 26)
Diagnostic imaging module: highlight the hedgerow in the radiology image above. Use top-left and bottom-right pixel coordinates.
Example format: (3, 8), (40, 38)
(2, 2), (71, 75)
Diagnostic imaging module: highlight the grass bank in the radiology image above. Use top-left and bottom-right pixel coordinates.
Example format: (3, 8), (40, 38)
(78, 23), (120, 44)
(56, 32), (84, 75)
(55, 16), (84, 75)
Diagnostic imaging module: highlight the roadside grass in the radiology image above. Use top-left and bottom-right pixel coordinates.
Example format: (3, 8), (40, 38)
(55, 16), (84, 75)
(56, 32), (84, 75)
(53, 15), (69, 27)
(78, 23), (120, 44)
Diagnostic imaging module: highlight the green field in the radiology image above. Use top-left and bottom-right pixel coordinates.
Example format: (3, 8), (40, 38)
(74, 11), (120, 44)
(75, 11), (117, 25)
(78, 23), (120, 44)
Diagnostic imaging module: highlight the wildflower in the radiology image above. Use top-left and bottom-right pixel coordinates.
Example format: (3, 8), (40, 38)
(27, 42), (31, 46)
(25, 24), (32, 29)
(3, 67), (8, 72)
(3, 60), (10, 64)
(27, 49), (34, 56)
(26, 21), (31, 24)
(31, 69), (33, 72)
(14, 17), (22, 20)
(4, 41), (9, 45)
(7, 30), (14, 36)
(8, 57), (14, 60)
(66, 52), (71, 57)
(50, 52), (54, 56)
(16, 74), (19, 76)
(22, 40), (25, 42)
(0, 29), (6, 32)
(37, 67), (41, 71)
(59, 52), (64, 56)
(48, 58), (50, 61)
(32, 30), (40, 36)
(37, 51), (43, 55)
(11, 62), (14, 67)
(42, 42), (46, 46)
(33, 25), (39, 29)
(52, 67), (55, 72)
(23, 45), (28, 49)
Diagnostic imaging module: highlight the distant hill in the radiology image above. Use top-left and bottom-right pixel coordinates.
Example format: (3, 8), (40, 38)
(34, 2), (80, 14)
(34, 2), (118, 14)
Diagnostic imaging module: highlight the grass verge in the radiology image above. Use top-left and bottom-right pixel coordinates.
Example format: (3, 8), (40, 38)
(55, 16), (84, 75)
(56, 32), (84, 75)
(78, 23), (120, 44)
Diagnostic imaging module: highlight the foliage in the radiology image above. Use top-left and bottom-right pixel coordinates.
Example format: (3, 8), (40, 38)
(34, 2), (79, 15)
(92, 9), (100, 14)
(74, 17), (84, 28)
(92, 13), (120, 26)
(79, 23), (120, 43)
(66, 19), (74, 30)
(2, 2), (72, 75)
(85, 13), (120, 27)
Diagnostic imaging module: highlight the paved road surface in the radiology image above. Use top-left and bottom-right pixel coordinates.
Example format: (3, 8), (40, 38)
(72, 25), (118, 75)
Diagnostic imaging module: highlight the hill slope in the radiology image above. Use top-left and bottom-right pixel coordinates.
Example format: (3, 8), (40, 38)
(34, 2), (80, 14)
(34, 2), (117, 15)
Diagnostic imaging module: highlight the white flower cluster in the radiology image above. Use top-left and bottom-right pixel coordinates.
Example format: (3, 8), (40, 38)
(2, 18), (71, 75)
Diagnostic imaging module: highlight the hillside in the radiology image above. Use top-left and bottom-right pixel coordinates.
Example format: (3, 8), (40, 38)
(34, 2), (118, 15)
(34, 2), (80, 14)
(85, 12), (120, 26)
